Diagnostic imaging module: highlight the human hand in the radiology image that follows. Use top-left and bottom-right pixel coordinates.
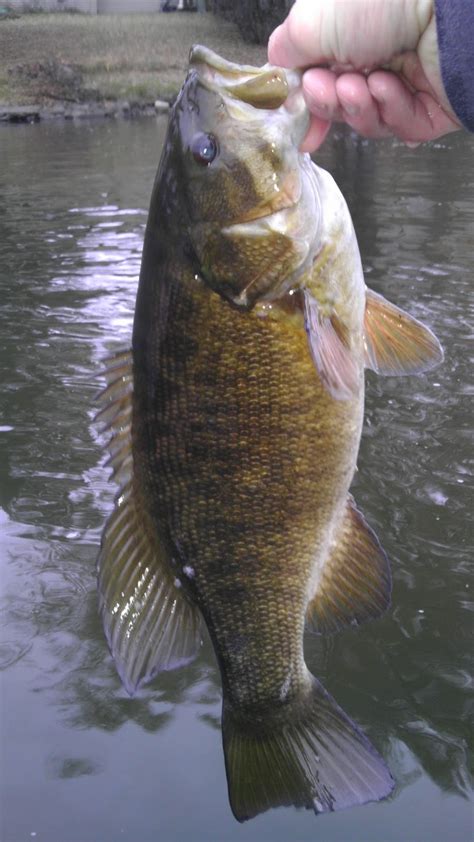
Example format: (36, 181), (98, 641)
(268, 0), (461, 151)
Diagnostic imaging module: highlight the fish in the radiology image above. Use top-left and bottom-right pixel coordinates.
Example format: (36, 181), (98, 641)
(96, 46), (443, 822)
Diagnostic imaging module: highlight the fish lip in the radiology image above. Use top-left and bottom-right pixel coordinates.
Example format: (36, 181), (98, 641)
(188, 44), (301, 91)
(189, 45), (264, 78)
(232, 198), (294, 226)
(189, 44), (291, 110)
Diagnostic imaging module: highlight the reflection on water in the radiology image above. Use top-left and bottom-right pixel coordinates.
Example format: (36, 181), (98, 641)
(0, 119), (473, 842)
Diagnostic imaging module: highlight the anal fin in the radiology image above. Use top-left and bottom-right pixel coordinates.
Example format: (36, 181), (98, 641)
(306, 496), (391, 635)
(96, 350), (202, 695)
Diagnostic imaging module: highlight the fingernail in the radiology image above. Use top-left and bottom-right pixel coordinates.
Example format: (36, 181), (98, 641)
(340, 101), (359, 116)
(304, 92), (330, 116)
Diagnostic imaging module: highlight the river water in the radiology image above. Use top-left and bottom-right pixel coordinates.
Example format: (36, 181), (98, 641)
(0, 117), (472, 842)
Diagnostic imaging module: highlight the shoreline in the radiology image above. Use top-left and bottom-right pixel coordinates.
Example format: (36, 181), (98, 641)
(0, 97), (171, 124)
(0, 13), (266, 127)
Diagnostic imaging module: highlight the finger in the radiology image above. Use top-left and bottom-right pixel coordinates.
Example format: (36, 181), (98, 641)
(268, 2), (326, 68)
(335, 73), (392, 138)
(300, 116), (331, 153)
(368, 71), (427, 140)
(268, 23), (294, 67)
(302, 68), (340, 120)
(368, 70), (461, 141)
(268, 20), (307, 68)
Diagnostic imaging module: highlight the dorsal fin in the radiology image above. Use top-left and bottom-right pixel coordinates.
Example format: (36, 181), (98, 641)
(96, 350), (202, 695)
(364, 289), (443, 375)
(306, 496), (391, 635)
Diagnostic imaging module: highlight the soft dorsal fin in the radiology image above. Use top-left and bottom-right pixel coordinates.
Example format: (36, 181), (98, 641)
(96, 350), (202, 695)
(306, 496), (391, 635)
(303, 290), (361, 401)
(364, 289), (443, 375)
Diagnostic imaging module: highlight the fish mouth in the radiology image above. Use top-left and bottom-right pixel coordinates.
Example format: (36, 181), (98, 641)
(189, 44), (266, 78)
(189, 44), (294, 110)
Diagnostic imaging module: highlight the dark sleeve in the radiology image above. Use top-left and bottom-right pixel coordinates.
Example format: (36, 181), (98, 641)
(434, 0), (474, 131)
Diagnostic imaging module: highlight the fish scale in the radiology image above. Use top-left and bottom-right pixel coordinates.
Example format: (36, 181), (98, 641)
(134, 274), (359, 706)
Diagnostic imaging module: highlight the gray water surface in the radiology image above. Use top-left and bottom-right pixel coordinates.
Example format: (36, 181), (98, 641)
(0, 118), (473, 842)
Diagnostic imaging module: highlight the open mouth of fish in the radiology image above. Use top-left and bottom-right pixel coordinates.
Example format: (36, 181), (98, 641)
(188, 44), (292, 110)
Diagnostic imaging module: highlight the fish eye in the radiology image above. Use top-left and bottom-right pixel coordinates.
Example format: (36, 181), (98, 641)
(190, 133), (218, 166)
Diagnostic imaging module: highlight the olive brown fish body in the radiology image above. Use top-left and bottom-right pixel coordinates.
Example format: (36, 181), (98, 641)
(97, 45), (443, 822)
(133, 258), (362, 713)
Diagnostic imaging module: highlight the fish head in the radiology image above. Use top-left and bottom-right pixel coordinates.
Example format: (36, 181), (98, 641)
(174, 45), (321, 310)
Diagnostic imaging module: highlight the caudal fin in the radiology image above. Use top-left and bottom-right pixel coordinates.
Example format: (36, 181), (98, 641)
(222, 677), (393, 822)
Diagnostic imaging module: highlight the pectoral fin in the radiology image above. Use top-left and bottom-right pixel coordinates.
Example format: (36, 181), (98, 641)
(364, 289), (443, 375)
(306, 496), (391, 635)
(303, 290), (360, 401)
(96, 350), (202, 695)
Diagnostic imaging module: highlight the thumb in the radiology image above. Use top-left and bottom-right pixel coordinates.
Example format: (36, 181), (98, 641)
(268, 2), (329, 68)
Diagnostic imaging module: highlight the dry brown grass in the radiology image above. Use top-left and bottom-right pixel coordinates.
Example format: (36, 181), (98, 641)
(0, 12), (267, 104)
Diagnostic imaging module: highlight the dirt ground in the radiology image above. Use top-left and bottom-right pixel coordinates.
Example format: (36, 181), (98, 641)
(0, 11), (267, 107)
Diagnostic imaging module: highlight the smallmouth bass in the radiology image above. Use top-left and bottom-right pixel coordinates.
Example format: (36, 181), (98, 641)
(97, 46), (443, 822)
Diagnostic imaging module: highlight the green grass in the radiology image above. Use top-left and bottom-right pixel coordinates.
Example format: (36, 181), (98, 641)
(0, 12), (267, 105)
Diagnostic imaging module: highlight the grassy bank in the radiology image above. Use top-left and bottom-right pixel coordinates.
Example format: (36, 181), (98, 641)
(0, 12), (267, 107)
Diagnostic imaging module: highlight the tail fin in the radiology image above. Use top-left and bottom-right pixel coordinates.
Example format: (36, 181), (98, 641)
(222, 677), (393, 822)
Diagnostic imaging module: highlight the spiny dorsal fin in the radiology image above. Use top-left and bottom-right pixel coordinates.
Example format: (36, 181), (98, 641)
(303, 290), (361, 401)
(96, 350), (202, 695)
(306, 495), (391, 635)
(364, 288), (443, 375)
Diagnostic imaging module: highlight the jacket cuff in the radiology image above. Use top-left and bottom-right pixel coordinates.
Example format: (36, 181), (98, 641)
(434, 0), (474, 131)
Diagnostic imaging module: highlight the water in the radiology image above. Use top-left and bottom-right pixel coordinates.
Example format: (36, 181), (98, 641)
(0, 118), (473, 842)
